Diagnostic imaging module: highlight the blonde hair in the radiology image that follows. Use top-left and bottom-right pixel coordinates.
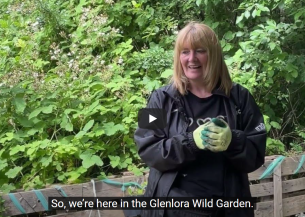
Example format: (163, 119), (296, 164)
(171, 21), (232, 96)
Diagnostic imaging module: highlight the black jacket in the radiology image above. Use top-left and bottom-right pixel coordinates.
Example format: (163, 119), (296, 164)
(134, 83), (267, 217)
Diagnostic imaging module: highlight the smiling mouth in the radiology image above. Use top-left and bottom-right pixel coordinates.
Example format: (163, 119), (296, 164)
(188, 65), (201, 69)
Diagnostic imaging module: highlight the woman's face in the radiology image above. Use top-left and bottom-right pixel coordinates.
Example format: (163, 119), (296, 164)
(179, 43), (208, 81)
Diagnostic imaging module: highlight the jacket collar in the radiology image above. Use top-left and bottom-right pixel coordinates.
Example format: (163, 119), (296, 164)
(162, 83), (229, 99)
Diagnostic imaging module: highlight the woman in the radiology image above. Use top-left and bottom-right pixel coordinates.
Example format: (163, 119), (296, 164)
(134, 22), (266, 217)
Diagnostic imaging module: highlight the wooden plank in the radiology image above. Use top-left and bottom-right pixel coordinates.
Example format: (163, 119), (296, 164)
(255, 201), (273, 217)
(258, 193), (305, 217)
(249, 161), (272, 181)
(273, 164), (283, 217)
(52, 209), (125, 217)
(250, 182), (273, 197)
(283, 194), (305, 216)
(250, 177), (305, 198)
(2, 175), (147, 216)
(248, 155), (280, 181)
(248, 155), (305, 181)
(283, 177), (305, 193)
(259, 178), (273, 202)
(2, 189), (63, 215)
(281, 156), (305, 176)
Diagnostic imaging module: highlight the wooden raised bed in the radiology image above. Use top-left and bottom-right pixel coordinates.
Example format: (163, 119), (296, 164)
(1, 155), (305, 217)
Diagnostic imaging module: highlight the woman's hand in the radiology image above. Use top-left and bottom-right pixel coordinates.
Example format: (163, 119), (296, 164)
(193, 121), (212, 150)
(201, 118), (232, 152)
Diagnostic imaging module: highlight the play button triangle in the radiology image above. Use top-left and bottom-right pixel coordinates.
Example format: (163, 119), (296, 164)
(149, 114), (157, 123)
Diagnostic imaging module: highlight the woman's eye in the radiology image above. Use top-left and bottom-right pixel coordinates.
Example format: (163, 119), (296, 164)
(181, 50), (189, 54)
(196, 49), (206, 53)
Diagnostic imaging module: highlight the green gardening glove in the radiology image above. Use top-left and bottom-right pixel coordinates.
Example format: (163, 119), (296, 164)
(201, 118), (232, 152)
(193, 121), (215, 150)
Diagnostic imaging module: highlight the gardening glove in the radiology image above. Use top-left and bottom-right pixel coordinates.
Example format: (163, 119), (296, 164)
(193, 121), (214, 150)
(201, 118), (232, 152)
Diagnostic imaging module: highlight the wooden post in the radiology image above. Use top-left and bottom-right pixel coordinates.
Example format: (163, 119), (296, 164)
(273, 163), (283, 217)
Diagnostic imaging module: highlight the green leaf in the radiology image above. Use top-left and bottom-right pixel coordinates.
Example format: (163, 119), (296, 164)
(57, 174), (66, 181)
(80, 150), (94, 159)
(42, 105), (54, 114)
(67, 171), (81, 182)
(0, 132), (14, 143)
(291, 71), (298, 78)
(252, 9), (257, 18)
(104, 123), (125, 136)
(29, 108), (42, 119)
(0, 149), (4, 157)
(10, 145), (25, 155)
(34, 59), (50, 69)
(236, 31), (244, 37)
(17, 117), (34, 127)
(224, 31), (234, 41)
(91, 155), (103, 166)
(0, 19), (8, 28)
(97, 172), (107, 180)
(81, 154), (103, 168)
(13, 97), (26, 113)
(94, 126), (105, 136)
(109, 155), (120, 168)
(5, 167), (22, 178)
(65, 122), (73, 132)
(83, 120), (94, 132)
(61, 115), (73, 132)
(196, 0), (202, 6)
(270, 121), (281, 129)
(41, 156), (53, 167)
(294, 11), (304, 20)
(75, 130), (86, 138)
(123, 117), (134, 124)
(256, 10), (261, 16)
(266, 19), (276, 27)
(27, 128), (38, 136)
(67, 167), (87, 182)
(16, 39), (26, 48)
(27, 147), (36, 156)
(56, 163), (62, 171)
(0, 159), (8, 170)
(82, 158), (94, 168)
(258, 5), (270, 12)
(161, 69), (173, 78)
(0, 184), (16, 194)
(40, 139), (50, 149)
(236, 14), (244, 24)
(128, 95), (139, 103)
(88, 100), (100, 112)
(131, 167), (143, 176)
(245, 10), (250, 19)
(269, 42), (276, 51)
(223, 43), (233, 51)
(61, 115), (68, 127)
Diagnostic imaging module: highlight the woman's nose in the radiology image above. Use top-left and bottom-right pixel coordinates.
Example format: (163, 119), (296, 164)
(189, 51), (197, 61)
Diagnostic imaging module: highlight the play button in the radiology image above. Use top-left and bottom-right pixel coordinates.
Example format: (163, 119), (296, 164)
(138, 108), (167, 130)
(149, 114), (157, 123)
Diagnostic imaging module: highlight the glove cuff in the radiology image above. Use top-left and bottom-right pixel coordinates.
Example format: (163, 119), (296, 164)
(187, 132), (201, 153)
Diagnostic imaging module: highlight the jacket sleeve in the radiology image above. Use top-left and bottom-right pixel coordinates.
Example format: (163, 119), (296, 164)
(134, 90), (200, 173)
(224, 86), (267, 173)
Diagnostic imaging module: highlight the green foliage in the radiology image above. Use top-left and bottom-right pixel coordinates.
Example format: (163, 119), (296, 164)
(127, 181), (147, 196)
(0, 0), (305, 193)
(0, 196), (5, 217)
